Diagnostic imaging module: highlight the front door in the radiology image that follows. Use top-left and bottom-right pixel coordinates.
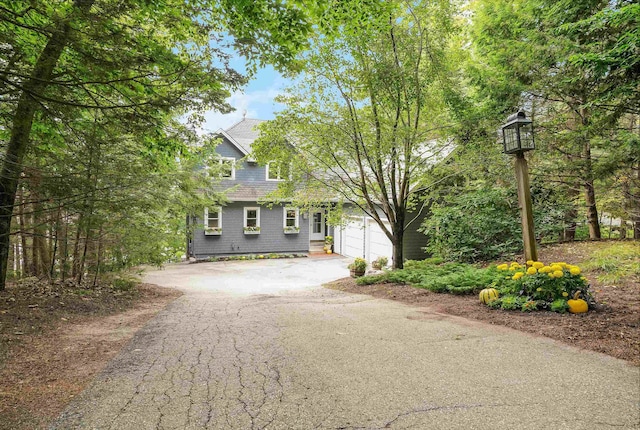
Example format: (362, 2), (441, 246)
(310, 211), (325, 241)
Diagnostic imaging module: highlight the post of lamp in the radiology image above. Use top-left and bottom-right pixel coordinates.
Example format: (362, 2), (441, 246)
(501, 110), (538, 262)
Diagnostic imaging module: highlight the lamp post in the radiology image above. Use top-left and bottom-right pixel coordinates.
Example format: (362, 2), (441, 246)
(501, 110), (538, 262)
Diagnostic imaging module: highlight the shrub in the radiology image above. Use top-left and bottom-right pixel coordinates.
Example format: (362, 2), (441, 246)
(112, 276), (138, 292)
(421, 187), (522, 263)
(355, 259), (509, 295)
(372, 257), (388, 270)
(348, 258), (368, 272)
(421, 186), (570, 263)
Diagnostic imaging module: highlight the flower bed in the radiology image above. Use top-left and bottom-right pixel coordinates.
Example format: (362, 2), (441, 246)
(486, 260), (592, 312)
(355, 257), (594, 313)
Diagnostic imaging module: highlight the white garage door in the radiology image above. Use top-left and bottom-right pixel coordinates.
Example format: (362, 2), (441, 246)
(337, 216), (393, 265)
(367, 219), (393, 264)
(342, 218), (365, 259)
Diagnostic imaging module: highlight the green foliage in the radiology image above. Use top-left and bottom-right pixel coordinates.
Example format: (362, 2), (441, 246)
(252, 0), (461, 269)
(372, 257), (388, 270)
(490, 296), (541, 312)
(581, 242), (640, 283)
(550, 299), (569, 314)
(467, 0), (640, 242)
(348, 258), (368, 272)
(0, 0), (314, 287)
(358, 257), (594, 314)
(356, 259), (510, 295)
(498, 296), (520, 311)
(203, 253), (306, 263)
(491, 260), (592, 312)
(422, 187), (522, 262)
(422, 183), (575, 262)
(111, 276), (139, 293)
(356, 273), (390, 286)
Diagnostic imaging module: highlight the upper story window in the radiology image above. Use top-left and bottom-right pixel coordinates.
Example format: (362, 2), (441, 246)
(220, 157), (235, 179)
(266, 161), (289, 181)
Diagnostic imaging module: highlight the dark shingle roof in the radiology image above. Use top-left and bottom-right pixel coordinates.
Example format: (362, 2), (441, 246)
(215, 180), (280, 201)
(224, 118), (265, 154)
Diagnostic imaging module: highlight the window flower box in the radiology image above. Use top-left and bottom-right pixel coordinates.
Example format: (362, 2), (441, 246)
(243, 226), (261, 235)
(205, 227), (222, 236)
(284, 226), (300, 234)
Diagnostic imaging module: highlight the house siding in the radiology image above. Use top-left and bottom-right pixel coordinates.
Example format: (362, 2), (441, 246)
(192, 202), (309, 258)
(215, 139), (267, 182)
(403, 207), (429, 261)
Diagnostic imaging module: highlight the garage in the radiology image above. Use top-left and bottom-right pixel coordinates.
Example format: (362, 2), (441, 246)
(341, 217), (365, 259)
(336, 216), (393, 266)
(366, 218), (393, 264)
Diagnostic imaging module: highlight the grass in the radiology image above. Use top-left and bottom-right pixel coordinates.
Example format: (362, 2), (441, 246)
(581, 241), (640, 283)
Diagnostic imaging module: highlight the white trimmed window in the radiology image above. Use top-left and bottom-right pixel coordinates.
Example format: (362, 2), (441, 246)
(283, 207), (299, 228)
(204, 207), (222, 234)
(220, 157), (235, 179)
(243, 207), (260, 228)
(266, 161), (290, 181)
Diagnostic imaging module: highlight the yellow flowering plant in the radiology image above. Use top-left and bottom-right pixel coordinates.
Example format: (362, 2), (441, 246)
(487, 260), (592, 312)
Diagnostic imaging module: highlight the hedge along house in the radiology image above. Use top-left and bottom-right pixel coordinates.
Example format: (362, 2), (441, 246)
(187, 118), (334, 259)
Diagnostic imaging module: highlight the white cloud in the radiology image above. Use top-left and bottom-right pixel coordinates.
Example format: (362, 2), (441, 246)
(199, 86), (284, 134)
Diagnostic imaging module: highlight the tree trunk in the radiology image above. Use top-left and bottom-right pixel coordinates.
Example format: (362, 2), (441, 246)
(583, 140), (601, 239)
(32, 193), (51, 279)
(0, 2), (92, 289)
(77, 222), (92, 284)
(30, 205), (39, 277)
(392, 212), (405, 269)
(71, 214), (83, 280)
(92, 226), (103, 287)
(61, 211), (69, 282)
(17, 188), (29, 276)
(50, 205), (62, 280)
(561, 186), (579, 242)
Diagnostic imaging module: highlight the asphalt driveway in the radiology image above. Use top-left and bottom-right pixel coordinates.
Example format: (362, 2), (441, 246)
(52, 257), (639, 429)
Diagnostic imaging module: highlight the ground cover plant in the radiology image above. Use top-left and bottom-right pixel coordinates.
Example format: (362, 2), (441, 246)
(358, 257), (512, 295)
(358, 257), (593, 312)
(581, 242), (640, 283)
(199, 253), (307, 263)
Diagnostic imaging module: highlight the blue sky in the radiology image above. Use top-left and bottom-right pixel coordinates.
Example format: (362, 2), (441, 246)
(200, 65), (287, 133)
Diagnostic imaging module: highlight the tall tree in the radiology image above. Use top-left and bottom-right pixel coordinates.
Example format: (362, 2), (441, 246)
(253, 0), (459, 269)
(0, 0), (312, 288)
(469, 0), (639, 240)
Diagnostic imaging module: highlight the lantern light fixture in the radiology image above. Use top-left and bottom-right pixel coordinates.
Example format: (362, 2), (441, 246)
(501, 110), (535, 154)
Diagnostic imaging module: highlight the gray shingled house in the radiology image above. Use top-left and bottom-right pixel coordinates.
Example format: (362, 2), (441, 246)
(187, 117), (431, 264)
(187, 118), (334, 259)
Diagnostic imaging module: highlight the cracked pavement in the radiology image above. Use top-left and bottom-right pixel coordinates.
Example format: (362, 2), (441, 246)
(51, 258), (640, 429)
